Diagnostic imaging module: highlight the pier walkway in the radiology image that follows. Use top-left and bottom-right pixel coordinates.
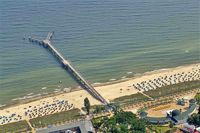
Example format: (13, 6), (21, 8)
(29, 32), (108, 105)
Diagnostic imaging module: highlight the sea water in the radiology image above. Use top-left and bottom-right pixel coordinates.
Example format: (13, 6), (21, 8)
(0, 0), (199, 105)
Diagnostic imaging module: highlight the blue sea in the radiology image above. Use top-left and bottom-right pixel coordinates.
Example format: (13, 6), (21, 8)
(0, 0), (199, 105)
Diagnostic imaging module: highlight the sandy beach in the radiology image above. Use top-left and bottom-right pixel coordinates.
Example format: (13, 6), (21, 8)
(0, 63), (199, 125)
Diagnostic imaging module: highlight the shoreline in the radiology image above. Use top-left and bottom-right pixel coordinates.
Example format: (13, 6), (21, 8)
(0, 62), (199, 125)
(1, 62), (199, 110)
(93, 62), (200, 87)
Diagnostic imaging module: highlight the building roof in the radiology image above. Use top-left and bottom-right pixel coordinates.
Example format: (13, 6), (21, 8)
(189, 99), (196, 104)
(140, 112), (148, 117)
(172, 104), (197, 124)
(146, 117), (171, 124)
(172, 109), (181, 117)
(36, 120), (95, 133)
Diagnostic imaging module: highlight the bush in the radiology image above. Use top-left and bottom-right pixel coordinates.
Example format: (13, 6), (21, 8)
(195, 93), (200, 105)
(93, 111), (146, 133)
(112, 93), (150, 106)
(187, 113), (200, 126)
(0, 120), (31, 133)
(144, 80), (200, 98)
(30, 108), (81, 128)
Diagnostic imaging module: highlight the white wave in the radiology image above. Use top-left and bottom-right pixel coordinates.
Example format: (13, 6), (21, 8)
(0, 104), (6, 108)
(127, 72), (132, 74)
(159, 68), (168, 71)
(93, 82), (101, 85)
(35, 93), (41, 96)
(12, 97), (26, 101)
(63, 88), (71, 92)
(55, 89), (61, 91)
(143, 50), (155, 54)
(12, 94), (42, 101)
(17, 97), (27, 100)
(144, 68), (168, 75)
(26, 95), (35, 99)
(134, 73), (141, 76)
(27, 93), (34, 96)
(121, 76), (126, 79)
(109, 78), (116, 81)
(12, 98), (18, 101)
(41, 87), (47, 90)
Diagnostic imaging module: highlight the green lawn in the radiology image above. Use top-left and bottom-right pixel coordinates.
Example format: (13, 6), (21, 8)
(144, 80), (200, 98)
(30, 108), (81, 128)
(148, 125), (178, 133)
(0, 120), (31, 133)
(111, 92), (150, 106)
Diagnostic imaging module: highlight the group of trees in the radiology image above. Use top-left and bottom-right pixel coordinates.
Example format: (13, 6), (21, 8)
(93, 110), (146, 133)
(83, 97), (146, 133)
(195, 93), (200, 105)
(83, 92), (200, 133)
(195, 93), (200, 114)
(186, 93), (200, 127)
(187, 113), (200, 127)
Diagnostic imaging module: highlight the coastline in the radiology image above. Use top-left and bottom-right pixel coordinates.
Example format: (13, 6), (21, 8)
(0, 62), (199, 125)
(93, 63), (200, 87)
(1, 62), (199, 110)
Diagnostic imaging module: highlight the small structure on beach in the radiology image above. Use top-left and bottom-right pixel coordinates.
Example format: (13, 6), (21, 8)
(176, 99), (186, 106)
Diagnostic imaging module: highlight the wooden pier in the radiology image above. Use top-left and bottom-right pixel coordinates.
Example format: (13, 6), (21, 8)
(29, 32), (108, 105)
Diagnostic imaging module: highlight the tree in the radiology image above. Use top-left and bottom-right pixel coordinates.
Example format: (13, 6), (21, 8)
(98, 111), (146, 133)
(93, 105), (106, 114)
(137, 107), (145, 115)
(187, 113), (200, 127)
(169, 121), (174, 133)
(169, 121), (174, 128)
(84, 97), (90, 115)
(177, 99), (185, 106)
(171, 110), (180, 117)
(108, 103), (121, 114)
(195, 93), (200, 105)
